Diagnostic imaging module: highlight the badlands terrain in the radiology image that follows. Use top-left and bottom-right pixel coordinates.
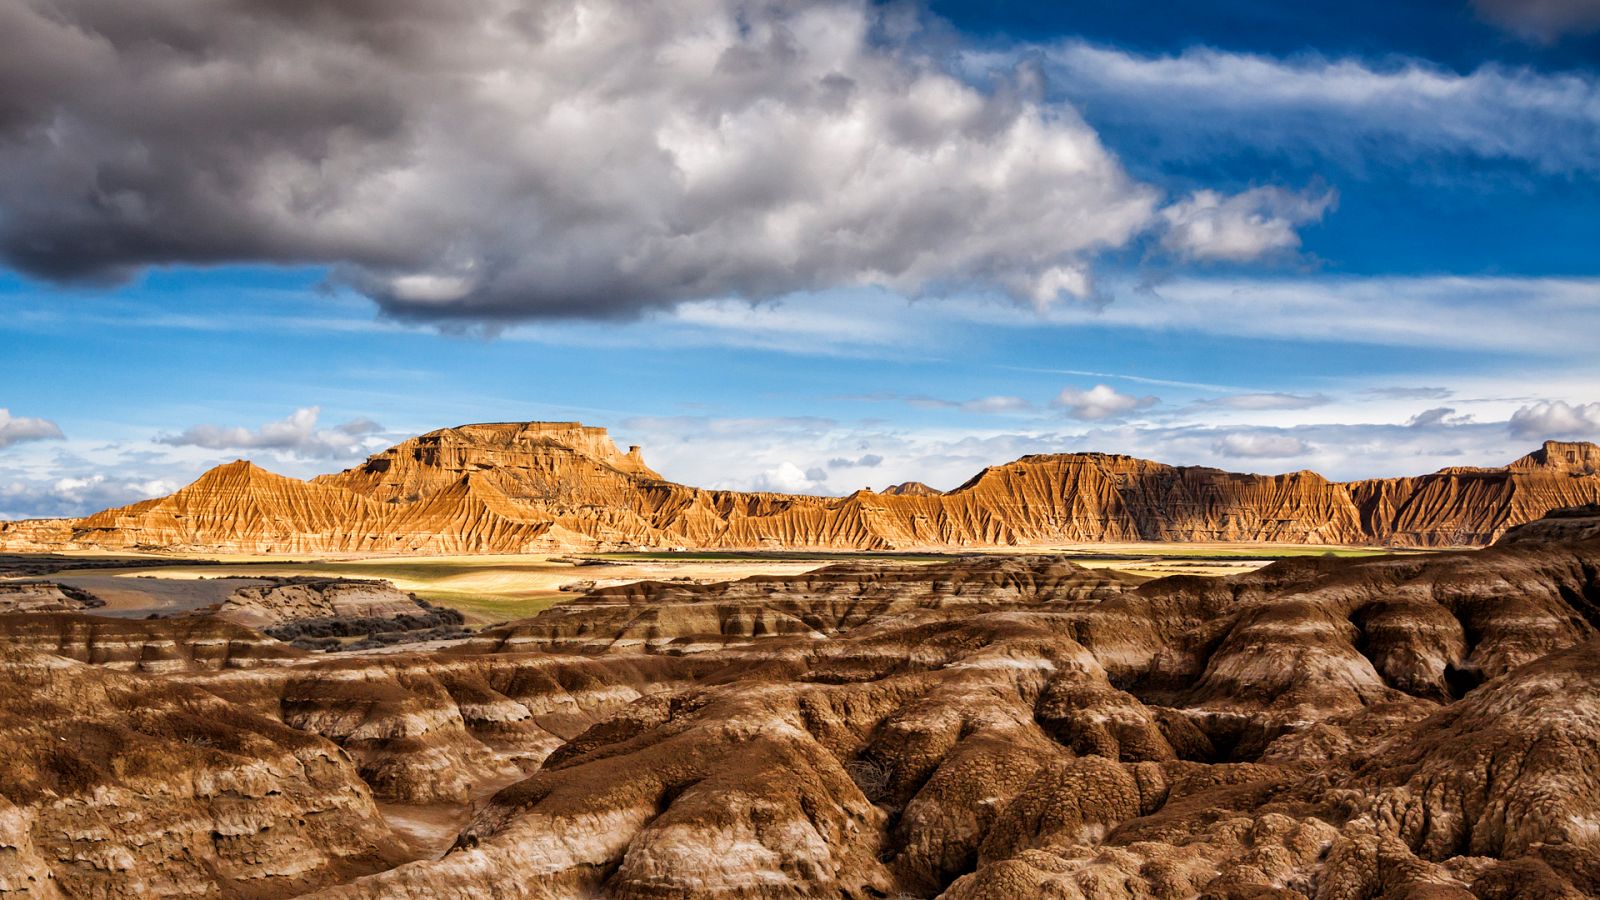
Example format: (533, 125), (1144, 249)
(3, 425), (1600, 897)
(1, 422), (1598, 554)
(0, 508), (1598, 896)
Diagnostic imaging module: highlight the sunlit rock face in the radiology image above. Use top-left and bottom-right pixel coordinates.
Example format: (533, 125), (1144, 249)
(8, 423), (1599, 555)
(3, 524), (1598, 897)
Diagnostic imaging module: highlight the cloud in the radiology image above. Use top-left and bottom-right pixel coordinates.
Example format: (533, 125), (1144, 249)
(1160, 187), (1335, 263)
(156, 407), (387, 459)
(0, 409), (64, 449)
(1508, 400), (1600, 439)
(1034, 42), (1600, 174)
(1474, 0), (1600, 42)
(750, 461), (828, 493)
(0, 473), (176, 519)
(1212, 433), (1313, 459)
(1053, 384), (1157, 421)
(1362, 387), (1454, 400)
(828, 454), (883, 469)
(1191, 392), (1329, 411)
(0, 0), (1179, 322)
(908, 394), (1034, 414)
(1407, 407), (1473, 428)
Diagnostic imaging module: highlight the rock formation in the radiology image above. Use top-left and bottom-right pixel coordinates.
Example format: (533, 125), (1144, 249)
(217, 578), (438, 629)
(7, 422), (1600, 554)
(0, 582), (102, 614)
(1, 523), (1599, 895)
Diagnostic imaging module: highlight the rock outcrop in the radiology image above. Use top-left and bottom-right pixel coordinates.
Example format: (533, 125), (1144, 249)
(7, 422), (1600, 554)
(217, 578), (436, 629)
(0, 582), (102, 614)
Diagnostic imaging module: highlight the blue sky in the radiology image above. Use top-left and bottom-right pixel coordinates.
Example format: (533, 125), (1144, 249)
(2, 0), (1598, 517)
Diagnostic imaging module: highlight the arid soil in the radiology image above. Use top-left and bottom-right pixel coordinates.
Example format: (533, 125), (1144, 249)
(1, 517), (1598, 897)
(3, 422), (1597, 555)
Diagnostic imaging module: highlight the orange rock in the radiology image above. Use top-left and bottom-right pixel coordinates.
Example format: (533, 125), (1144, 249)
(11, 424), (1600, 554)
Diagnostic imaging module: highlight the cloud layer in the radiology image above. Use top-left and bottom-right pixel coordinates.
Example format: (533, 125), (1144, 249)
(156, 407), (386, 459)
(1036, 42), (1600, 174)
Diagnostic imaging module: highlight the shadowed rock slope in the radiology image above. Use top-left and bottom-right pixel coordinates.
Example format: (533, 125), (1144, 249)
(5, 422), (1598, 554)
(2, 534), (1600, 896)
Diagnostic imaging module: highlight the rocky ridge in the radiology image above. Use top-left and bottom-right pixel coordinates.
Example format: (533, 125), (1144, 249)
(8, 422), (1599, 555)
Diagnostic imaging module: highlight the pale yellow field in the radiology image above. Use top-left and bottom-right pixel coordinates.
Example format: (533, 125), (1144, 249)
(16, 542), (1421, 622)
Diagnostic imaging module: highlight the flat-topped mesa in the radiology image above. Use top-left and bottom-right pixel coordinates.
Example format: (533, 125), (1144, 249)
(9, 426), (1600, 554)
(1511, 439), (1600, 474)
(314, 422), (665, 505)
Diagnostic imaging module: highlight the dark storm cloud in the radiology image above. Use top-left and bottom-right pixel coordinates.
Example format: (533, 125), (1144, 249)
(0, 0), (1186, 322)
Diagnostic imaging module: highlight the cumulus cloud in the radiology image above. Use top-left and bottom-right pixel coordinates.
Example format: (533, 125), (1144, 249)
(750, 461), (828, 493)
(0, 473), (176, 519)
(1212, 433), (1313, 459)
(1160, 187), (1335, 263)
(156, 407), (386, 459)
(1508, 400), (1600, 439)
(0, 0), (1179, 322)
(1036, 42), (1600, 174)
(1474, 0), (1600, 42)
(1053, 384), (1157, 421)
(0, 409), (64, 449)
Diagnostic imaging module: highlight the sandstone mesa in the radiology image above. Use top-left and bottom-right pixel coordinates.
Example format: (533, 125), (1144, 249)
(2, 421), (1598, 555)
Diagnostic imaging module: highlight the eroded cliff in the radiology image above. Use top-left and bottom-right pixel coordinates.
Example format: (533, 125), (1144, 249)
(10, 422), (1600, 554)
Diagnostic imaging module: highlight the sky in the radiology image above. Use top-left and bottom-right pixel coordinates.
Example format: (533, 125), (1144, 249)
(2, 0), (1599, 518)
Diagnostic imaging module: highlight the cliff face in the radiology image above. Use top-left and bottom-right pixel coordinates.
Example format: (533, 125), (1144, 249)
(12, 424), (1600, 554)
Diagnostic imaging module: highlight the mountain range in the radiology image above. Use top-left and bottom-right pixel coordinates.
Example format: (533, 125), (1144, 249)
(2, 421), (1598, 554)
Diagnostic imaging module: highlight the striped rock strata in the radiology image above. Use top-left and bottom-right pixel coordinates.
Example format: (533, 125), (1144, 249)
(7, 422), (1599, 554)
(4, 531), (1600, 896)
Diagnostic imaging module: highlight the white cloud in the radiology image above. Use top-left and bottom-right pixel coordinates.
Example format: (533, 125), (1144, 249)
(1509, 400), (1600, 439)
(0, 409), (64, 449)
(1032, 42), (1600, 174)
(750, 461), (826, 494)
(1191, 392), (1330, 411)
(1, 0), (1175, 321)
(1053, 384), (1157, 421)
(1407, 407), (1473, 428)
(1160, 187), (1335, 262)
(156, 407), (387, 459)
(1212, 433), (1313, 459)
(908, 394), (1035, 415)
(828, 454), (883, 469)
(0, 473), (177, 520)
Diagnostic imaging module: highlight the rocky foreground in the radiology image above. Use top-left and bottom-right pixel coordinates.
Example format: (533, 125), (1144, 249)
(2, 524), (1600, 897)
(4, 422), (1599, 554)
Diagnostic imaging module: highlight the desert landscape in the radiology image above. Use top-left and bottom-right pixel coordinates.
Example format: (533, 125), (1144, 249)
(2, 425), (1600, 896)
(5, 0), (1599, 896)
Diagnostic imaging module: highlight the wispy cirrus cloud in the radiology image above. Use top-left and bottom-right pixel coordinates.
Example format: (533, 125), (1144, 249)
(1028, 41), (1600, 174)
